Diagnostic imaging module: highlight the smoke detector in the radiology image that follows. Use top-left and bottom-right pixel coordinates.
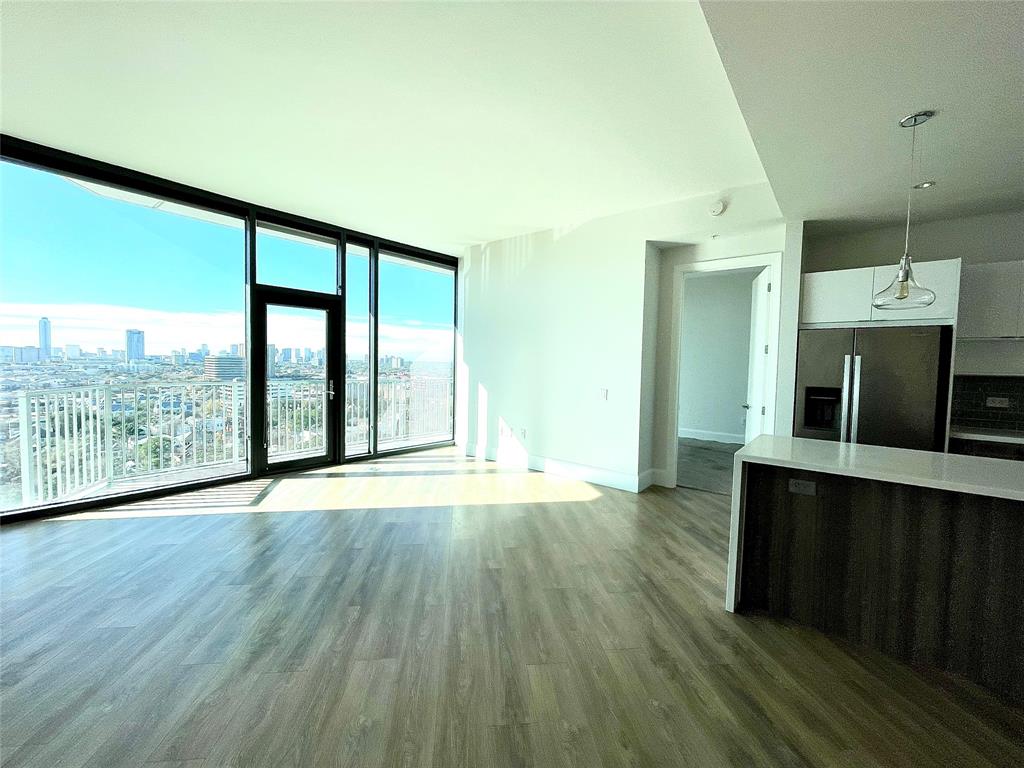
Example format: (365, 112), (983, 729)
(709, 200), (726, 216)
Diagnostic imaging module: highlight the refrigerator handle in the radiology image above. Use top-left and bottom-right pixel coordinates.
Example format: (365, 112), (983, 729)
(839, 354), (852, 442)
(850, 355), (863, 444)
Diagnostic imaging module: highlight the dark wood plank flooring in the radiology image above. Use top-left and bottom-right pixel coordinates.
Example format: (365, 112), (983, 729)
(1, 449), (1022, 767)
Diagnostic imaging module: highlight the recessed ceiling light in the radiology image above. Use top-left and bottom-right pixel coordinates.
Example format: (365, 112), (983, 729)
(913, 180), (936, 189)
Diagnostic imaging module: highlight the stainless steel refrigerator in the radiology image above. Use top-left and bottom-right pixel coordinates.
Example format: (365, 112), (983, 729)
(794, 326), (953, 451)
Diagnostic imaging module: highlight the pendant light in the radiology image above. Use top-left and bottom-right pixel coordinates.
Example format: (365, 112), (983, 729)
(871, 110), (937, 310)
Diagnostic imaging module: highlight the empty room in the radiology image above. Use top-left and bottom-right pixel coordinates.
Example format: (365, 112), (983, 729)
(1, 2), (1022, 767)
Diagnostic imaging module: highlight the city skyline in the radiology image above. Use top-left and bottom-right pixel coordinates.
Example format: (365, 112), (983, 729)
(1, 159), (455, 363)
(0, 306), (455, 363)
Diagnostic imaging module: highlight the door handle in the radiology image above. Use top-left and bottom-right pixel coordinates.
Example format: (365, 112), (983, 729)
(839, 355), (852, 442)
(850, 355), (862, 443)
(327, 379), (335, 401)
(742, 403), (751, 409)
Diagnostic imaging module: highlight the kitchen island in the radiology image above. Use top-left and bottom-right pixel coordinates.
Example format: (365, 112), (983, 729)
(727, 435), (1024, 704)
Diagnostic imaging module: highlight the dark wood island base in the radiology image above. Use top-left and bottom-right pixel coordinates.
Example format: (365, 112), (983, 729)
(727, 436), (1024, 707)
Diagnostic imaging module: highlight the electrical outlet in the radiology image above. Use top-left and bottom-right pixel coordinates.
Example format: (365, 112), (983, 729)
(788, 479), (817, 496)
(986, 396), (1011, 409)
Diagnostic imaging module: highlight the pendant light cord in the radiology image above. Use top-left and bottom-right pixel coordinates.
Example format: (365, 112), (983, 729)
(904, 125), (916, 255)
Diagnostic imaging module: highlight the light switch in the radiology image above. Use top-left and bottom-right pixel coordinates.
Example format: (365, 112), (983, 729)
(599, 388), (608, 400)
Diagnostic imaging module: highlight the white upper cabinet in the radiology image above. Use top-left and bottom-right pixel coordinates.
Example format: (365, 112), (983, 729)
(957, 260), (1024, 339)
(801, 267), (875, 324)
(801, 259), (961, 325)
(869, 258), (961, 322)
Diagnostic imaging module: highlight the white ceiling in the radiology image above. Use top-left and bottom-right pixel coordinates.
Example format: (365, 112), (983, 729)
(0, 1), (767, 255)
(701, 1), (1024, 235)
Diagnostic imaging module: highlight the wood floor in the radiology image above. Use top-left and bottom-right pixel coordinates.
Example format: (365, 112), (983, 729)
(1, 448), (1022, 768)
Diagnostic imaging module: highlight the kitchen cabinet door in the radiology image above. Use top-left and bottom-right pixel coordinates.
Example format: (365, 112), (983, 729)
(801, 267), (874, 324)
(957, 260), (1024, 339)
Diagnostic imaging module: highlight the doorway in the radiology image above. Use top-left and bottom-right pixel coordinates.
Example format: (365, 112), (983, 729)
(253, 294), (342, 474)
(675, 266), (770, 494)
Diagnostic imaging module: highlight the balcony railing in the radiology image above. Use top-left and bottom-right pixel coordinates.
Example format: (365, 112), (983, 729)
(344, 376), (454, 454)
(5, 375), (453, 509)
(16, 382), (247, 506)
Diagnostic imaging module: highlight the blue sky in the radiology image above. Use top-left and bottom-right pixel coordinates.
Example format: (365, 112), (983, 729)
(0, 160), (454, 359)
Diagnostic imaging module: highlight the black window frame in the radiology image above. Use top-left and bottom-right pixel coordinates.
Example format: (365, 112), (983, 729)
(0, 134), (458, 524)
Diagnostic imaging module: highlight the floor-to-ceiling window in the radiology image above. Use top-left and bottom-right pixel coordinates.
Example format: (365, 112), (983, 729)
(344, 243), (372, 457)
(0, 140), (457, 519)
(0, 160), (248, 514)
(254, 224), (339, 469)
(376, 252), (456, 451)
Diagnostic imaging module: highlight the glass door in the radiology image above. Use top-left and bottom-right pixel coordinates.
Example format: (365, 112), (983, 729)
(253, 293), (340, 473)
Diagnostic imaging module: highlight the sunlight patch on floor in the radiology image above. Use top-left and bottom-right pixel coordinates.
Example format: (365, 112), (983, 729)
(55, 448), (604, 521)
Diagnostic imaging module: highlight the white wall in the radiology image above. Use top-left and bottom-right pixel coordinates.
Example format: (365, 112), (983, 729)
(803, 209), (1024, 272)
(459, 182), (788, 492)
(637, 243), (661, 484)
(676, 271), (756, 443)
(777, 220), (804, 434)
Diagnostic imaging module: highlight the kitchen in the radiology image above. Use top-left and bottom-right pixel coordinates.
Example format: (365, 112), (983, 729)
(727, 110), (1024, 708)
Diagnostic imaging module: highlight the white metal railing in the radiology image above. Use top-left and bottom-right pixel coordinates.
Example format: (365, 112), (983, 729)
(10, 375), (453, 508)
(17, 382), (246, 506)
(345, 376), (454, 452)
(377, 377), (454, 448)
(266, 380), (327, 462)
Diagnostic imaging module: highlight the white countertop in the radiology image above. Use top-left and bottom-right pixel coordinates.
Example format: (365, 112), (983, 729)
(733, 434), (1024, 502)
(949, 427), (1024, 445)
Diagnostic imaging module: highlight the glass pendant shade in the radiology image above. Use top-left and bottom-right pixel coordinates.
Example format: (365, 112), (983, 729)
(872, 253), (936, 309)
(872, 111), (940, 311)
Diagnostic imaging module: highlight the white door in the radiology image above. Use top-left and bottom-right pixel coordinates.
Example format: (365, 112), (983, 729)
(745, 268), (771, 443)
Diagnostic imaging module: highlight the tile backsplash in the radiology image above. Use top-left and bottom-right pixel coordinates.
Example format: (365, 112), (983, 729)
(951, 375), (1024, 431)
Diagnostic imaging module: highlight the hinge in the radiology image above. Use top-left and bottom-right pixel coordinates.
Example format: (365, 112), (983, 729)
(761, 406), (766, 415)
(767, 282), (772, 293)
(764, 344), (769, 355)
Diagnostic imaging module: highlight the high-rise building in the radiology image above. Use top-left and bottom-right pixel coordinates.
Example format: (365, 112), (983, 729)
(281, 348), (292, 363)
(16, 346), (40, 363)
(230, 344), (240, 356)
(200, 343), (209, 357)
(125, 329), (145, 361)
(38, 317), (51, 360)
(266, 344), (277, 377)
(65, 344), (81, 359)
(204, 355), (246, 381)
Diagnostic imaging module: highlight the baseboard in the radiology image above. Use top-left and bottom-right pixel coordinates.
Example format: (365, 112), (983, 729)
(650, 468), (676, 489)
(464, 443), (645, 493)
(527, 454), (641, 492)
(637, 468), (657, 492)
(677, 427), (744, 445)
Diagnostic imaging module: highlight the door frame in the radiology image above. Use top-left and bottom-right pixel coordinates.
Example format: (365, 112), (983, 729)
(251, 285), (345, 475)
(661, 252), (783, 488)
(744, 267), (773, 443)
